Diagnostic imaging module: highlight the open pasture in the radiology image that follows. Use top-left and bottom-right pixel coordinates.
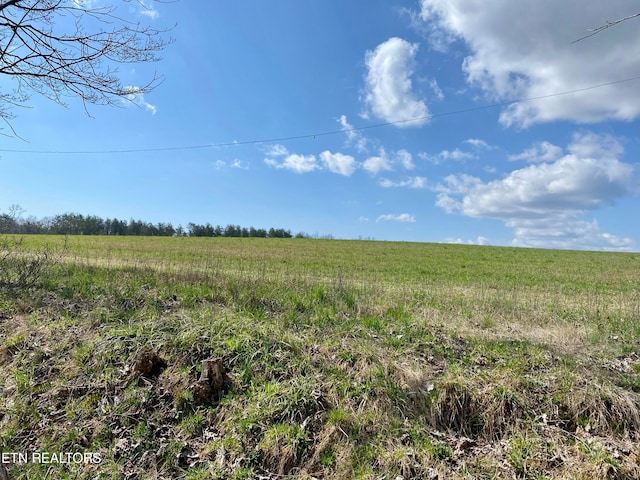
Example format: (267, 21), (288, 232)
(1, 236), (639, 479)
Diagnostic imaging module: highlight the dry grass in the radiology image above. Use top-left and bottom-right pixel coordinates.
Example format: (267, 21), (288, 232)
(1, 236), (639, 479)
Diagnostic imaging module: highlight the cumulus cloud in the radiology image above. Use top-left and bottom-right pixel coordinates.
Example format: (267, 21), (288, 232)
(434, 132), (636, 250)
(395, 149), (415, 169)
(443, 236), (491, 246)
(421, 139), (491, 165)
(319, 151), (357, 176)
(419, 0), (640, 127)
(376, 213), (416, 223)
(379, 176), (427, 189)
(420, 148), (476, 164)
(446, 151), (631, 218)
(363, 37), (429, 127)
(264, 154), (318, 173)
(567, 131), (625, 159)
(265, 144), (289, 157)
(464, 138), (492, 149)
(362, 154), (392, 175)
(363, 148), (415, 174)
(507, 217), (634, 251)
(509, 141), (563, 163)
(439, 148), (475, 161)
(264, 146), (357, 176)
(434, 173), (481, 212)
(338, 115), (368, 153)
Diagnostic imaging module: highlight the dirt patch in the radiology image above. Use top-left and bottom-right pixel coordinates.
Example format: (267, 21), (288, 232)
(133, 348), (167, 378)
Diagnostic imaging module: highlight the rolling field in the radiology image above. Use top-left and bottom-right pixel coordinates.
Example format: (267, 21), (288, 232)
(1, 235), (639, 479)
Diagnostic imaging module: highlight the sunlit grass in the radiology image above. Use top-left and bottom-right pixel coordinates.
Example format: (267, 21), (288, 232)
(1, 235), (639, 478)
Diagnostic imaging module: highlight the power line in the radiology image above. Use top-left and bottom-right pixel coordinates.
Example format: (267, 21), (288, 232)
(572, 12), (640, 43)
(2, 75), (640, 155)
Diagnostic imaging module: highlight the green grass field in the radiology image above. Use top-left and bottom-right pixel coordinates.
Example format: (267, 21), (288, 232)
(1, 235), (639, 479)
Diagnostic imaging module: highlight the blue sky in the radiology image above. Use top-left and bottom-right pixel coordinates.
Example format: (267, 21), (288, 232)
(1, 0), (639, 250)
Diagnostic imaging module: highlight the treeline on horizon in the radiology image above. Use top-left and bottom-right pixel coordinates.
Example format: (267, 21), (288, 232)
(0, 211), (307, 238)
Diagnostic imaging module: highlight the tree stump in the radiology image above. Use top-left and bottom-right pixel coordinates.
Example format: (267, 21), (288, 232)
(190, 358), (228, 406)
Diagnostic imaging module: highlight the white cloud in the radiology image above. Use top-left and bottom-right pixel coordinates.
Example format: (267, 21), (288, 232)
(265, 144), (289, 157)
(434, 132), (636, 250)
(443, 236), (491, 246)
(363, 148), (415, 174)
(319, 151), (357, 176)
(362, 154), (392, 174)
(457, 155), (630, 218)
(428, 78), (444, 101)
(509, 217), (634, 251)
(124, 86), (157, 115)
(509, 141), (563, 163)
(567, 131), (624, 159)
(264, 154), (318, 173)
(420, 148), (475, 164)
(264, 148), (356, 176)
(139, 4), (159, 20)
(363, 37), (429, 127)
(435, 193), (460, 214)
(434, 173), (482, 195)
(376, 213), (416, 223)
(214, 159), (248, 170)
(72, 0), (98, 7)
(379, 176), (427, 189)
(231, 159), (248, 170)
(464, 138), (492, 149)
(475, 236), (491, 246)
(439, 148), (475, 161)
(338, 115), (368, 153)
(419, 0), (640, 127)
(395, 149), (414, 169)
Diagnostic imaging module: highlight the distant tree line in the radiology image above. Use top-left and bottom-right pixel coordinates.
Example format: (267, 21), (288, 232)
(0, 207), (302, 238)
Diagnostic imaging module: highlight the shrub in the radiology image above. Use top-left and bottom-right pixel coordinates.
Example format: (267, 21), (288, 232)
(0, 236), (66, 290)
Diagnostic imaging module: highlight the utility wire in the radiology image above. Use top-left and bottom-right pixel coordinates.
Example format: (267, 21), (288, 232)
(572, 12), (640, 43)
(2, 75), (640, 155)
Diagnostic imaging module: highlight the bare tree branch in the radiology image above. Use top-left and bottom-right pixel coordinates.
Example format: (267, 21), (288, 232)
(573, 12), (640, 43)
(0, 0), (173, 129)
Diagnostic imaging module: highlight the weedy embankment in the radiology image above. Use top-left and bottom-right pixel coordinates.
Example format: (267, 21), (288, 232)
(1, 236), (639, 479)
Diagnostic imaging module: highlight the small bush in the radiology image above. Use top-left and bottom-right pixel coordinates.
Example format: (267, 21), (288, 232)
(0, 236), (66, 290)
